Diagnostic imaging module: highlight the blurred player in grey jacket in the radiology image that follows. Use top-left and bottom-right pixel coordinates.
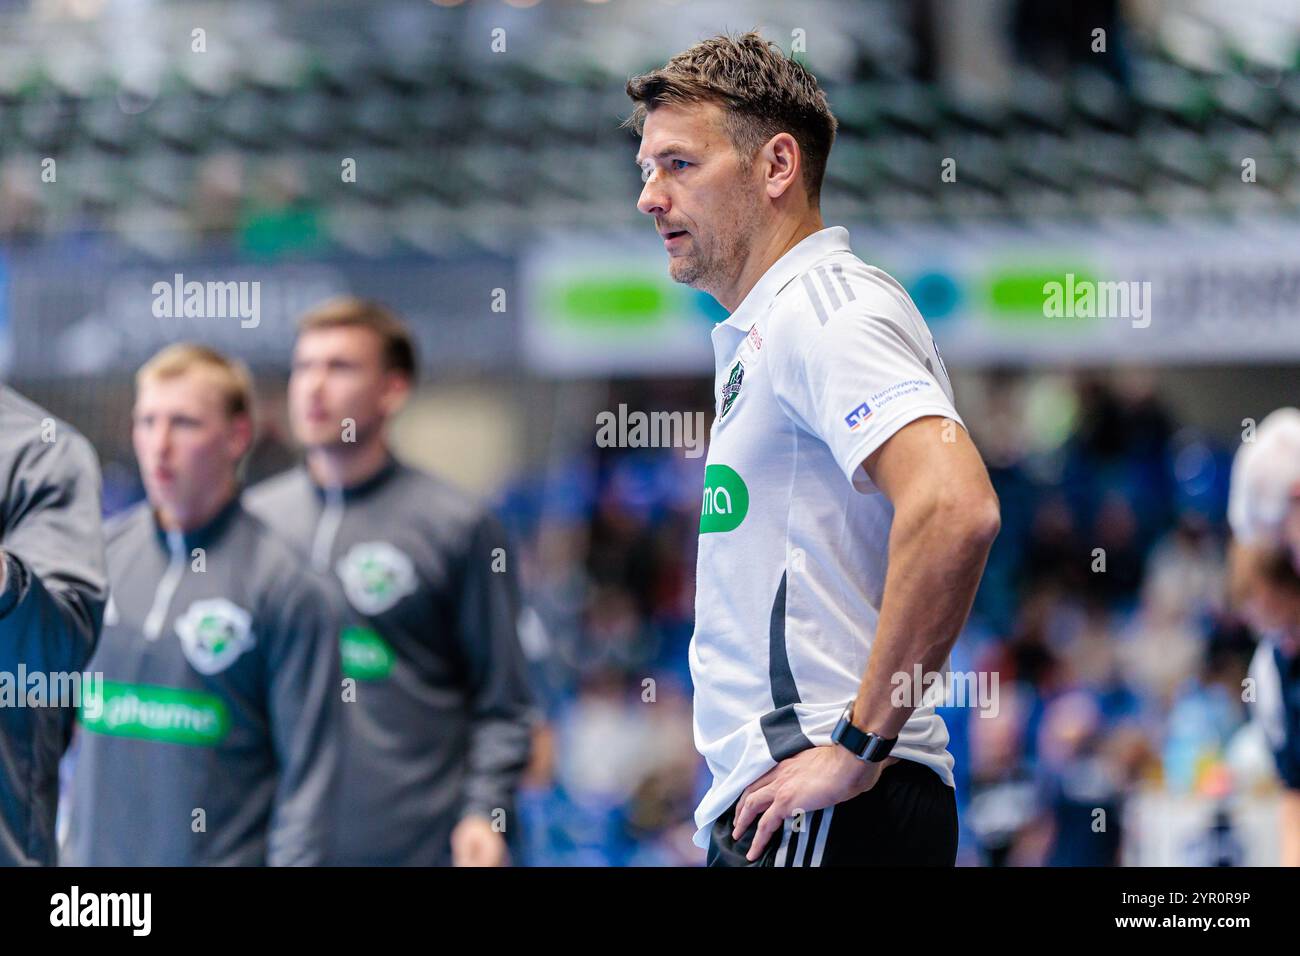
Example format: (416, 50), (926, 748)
(245, 297), (536, 866)
(0, 387), (107, 865)
(63, 345), (343, 865)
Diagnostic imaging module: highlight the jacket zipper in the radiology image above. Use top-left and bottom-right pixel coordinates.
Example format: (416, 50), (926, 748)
(310, 486), (344, 573)
(143, 530), (186, 641)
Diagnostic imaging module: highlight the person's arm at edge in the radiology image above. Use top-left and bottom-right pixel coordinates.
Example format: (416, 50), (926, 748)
(0, 430), (107, 675)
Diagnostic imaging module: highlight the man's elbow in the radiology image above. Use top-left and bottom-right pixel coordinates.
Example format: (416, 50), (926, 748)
(968, 489), (1002, 550)
(934, 486), (1001, 555)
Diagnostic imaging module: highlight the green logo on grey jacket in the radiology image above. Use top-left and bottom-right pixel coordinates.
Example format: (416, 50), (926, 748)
(80, 681), (231, 746)
(341, 626), (396, 681)
(175, 598), (254, 675)
(700, 464), (749, 533)
(337, 541), (418, 616)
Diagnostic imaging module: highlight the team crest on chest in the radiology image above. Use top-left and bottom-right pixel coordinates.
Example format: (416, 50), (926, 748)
(337, 541), (418, 615)
(720, 359), (745, 419)
(175, 598), (254, 675)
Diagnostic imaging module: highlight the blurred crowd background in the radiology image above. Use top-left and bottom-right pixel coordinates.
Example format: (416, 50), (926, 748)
(4, 0), (1300, 864)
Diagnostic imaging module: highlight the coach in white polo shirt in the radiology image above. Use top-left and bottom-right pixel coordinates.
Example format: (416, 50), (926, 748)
(626, 33), (1001, 866)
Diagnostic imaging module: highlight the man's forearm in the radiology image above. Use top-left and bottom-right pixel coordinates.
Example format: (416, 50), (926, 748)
(0, 548), (7, 593)
(849, 495), (997, 737)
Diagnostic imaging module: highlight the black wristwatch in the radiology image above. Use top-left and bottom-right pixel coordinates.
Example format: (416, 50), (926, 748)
(831, 702), (897, 763)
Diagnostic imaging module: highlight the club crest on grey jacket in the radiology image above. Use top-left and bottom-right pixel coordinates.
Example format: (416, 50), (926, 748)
(244, 458), (537, 866)
(335, 540), (418, 616)
(173, 598), (255, 675)
(63, 498), (343, 867)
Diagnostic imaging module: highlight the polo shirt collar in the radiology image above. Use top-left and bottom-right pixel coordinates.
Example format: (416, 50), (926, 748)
(719, 226), (852, 331)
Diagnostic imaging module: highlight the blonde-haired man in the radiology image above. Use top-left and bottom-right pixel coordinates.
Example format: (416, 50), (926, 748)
(64, 344), (343, 865)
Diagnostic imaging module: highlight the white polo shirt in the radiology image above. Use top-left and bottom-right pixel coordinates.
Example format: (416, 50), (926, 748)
(690, 225), (963, 849)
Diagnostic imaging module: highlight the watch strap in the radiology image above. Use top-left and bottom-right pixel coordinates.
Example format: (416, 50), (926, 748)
(832, 704), (898, 763)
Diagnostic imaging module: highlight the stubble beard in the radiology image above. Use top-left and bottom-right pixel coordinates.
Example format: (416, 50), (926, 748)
(670, 227), (754, 299)
(668, 216), (753, 301)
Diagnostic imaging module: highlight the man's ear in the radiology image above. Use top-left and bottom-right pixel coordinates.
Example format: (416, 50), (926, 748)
(230, 413), (255, 461)
(381, 372), (412, 417)
(763, 132), (802, 201)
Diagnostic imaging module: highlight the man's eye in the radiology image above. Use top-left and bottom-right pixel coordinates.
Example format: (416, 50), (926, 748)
(671, 159), (690, 171)
(640, 164), (653, 183)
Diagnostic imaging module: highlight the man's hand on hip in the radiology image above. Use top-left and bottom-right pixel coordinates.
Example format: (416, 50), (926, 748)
(732, 745), (898, 862)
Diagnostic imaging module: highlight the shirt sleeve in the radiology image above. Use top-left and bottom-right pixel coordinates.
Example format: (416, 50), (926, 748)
(454, 512), (538, 827)
(768, 269), (964, 494)
(264, 571), (344, 865)
(0, 428), (107, 675)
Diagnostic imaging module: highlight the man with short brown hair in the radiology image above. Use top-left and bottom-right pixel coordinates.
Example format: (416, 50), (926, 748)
(627, 33), (1000, 866)
(296, 297), (417, 381)
(245, 297), (535, 866)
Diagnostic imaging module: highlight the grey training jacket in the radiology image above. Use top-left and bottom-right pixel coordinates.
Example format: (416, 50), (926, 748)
(62, 497), (343, 865)
(0, 386), (107, 866)
(245, 457), (536, 865)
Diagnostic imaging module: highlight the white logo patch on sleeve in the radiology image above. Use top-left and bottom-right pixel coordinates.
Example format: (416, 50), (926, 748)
(175, 598), (255, 675)
(336, 541), (419, 616)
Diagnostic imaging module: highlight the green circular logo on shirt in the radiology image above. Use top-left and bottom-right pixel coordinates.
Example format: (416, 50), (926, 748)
(699, 464), (749, 534)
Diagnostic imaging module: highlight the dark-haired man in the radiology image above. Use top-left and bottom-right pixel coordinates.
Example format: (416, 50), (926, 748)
(627, 33), (1000, 865)
(245, 297), (536, 866)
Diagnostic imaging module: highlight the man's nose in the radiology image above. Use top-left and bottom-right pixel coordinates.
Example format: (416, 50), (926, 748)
(637, 172), (669, 217)
(141, 425), (167, 467)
